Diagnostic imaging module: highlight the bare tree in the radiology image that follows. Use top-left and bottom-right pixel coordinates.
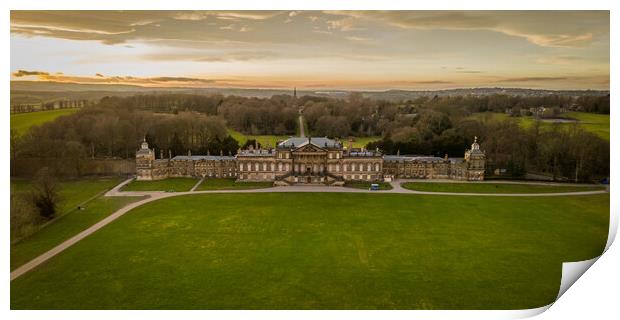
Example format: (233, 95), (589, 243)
(30, 167), (61, 219)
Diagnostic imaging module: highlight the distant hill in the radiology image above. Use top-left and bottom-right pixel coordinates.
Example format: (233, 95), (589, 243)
(11, 81), (609, 102)
(11, 81), (157, 92)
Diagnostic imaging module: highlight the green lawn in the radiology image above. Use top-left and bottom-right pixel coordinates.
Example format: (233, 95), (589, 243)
(565, 112), (609, 140)
(11, 177), (123, 217)
(11, 193), (608, 309)
(122, 178), (199, 192)
(401, 182), (605, 194)
(10, 109), (79, 135)
(467, 112), (511, 123)
(196, 178), (272, 190)
(228, 128), (380, 149)
(468, 112), (609, 140)
(228, 128), (289, 149)
(344, 181), (393, 190)
(347, 136), (382, 148)
(11, 196), (144, 270)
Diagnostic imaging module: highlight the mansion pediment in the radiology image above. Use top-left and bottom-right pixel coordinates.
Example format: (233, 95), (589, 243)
(293, 143), (327, 153)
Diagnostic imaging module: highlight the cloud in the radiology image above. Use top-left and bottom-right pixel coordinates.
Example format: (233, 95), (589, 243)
(535, 55), (586, 65)
(11, 70), (227, 87)
(12, 69), (50, 77)
(326, 11), (608, 48)
(409, 80), (453, 85)
(142, 50), (279, 62)
(148, 77), (213, 83)
(497, 76), (568, 82)
(456, 70), (483, 74)
(345, 36), (372, 42)
(10, 11), (608, 50)
(10, 11), (281, 46)
(326, 17), (363, 31)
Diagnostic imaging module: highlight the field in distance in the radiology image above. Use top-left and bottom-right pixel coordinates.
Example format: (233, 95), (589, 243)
(10, 109), (80, 135)
(11, 192), (608, 309)
(228, 128), (380, 149)
(467, 111), (609, 140)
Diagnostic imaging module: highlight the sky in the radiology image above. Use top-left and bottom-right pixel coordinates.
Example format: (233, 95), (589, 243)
(10, 10), (610, 90)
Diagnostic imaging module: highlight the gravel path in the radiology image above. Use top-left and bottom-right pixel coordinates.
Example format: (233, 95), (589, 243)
(11, 178), (608, 281)
(298, 114), (305, 137)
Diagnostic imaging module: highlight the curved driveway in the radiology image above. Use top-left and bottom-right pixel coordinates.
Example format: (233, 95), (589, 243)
(10, 177), (608, 281)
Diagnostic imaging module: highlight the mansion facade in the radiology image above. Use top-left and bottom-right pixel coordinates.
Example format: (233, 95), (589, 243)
(136, 136), (486, 185)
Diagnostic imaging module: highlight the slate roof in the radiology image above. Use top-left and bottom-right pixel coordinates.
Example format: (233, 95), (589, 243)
(236, 149), (275, 157)
(383, 155), (455, 163)
(277, 137), (341, 149)
(346, 151), (382, 157)
(172, 155), (235, 161)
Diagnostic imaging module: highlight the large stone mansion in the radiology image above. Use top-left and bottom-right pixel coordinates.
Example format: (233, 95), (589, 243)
(136, 136), (486, 185)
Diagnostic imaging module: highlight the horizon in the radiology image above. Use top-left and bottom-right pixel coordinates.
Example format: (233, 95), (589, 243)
(11, 11), (610, 91)
(10, 80), (610, 93)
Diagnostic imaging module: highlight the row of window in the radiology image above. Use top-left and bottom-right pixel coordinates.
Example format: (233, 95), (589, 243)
(344, 174), (380, 181)
(239, 162), (382, 173)
(239, 173), (274, 180)
(239, 162), (285, 172)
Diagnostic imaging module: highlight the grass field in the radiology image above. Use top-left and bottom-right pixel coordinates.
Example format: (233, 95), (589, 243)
(196, 178), (272, 190)
(344, 181), (393, 190)
(11, 177), (123, 217)
(10, 109), (79, 135)
(228, 128), (289, 149)
(122, 178), (198, 192)
(565, 112), (609, 140)
(347, 136), (382, 148)
(11, 192), (608, 309)
(401, 182), (605, 194)
(11, 196), (144, 270)
(467, 112), (609, 140)
(228, 128), (381, 149)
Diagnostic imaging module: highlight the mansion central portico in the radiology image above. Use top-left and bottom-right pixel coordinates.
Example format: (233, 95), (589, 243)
(236, 137), (383, 186)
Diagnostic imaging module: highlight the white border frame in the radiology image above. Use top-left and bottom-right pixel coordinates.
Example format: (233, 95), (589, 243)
(3, 1), (616, 319)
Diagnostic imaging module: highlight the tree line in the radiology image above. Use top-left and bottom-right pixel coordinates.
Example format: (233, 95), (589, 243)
(368, 114), (609, 182)
(11, 92), (609, 182)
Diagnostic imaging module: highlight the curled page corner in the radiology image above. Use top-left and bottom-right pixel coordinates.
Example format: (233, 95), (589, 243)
(511, 256), (601, 319)
(556, 256), (600, 300)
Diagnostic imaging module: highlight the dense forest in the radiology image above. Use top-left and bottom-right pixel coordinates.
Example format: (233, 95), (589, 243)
(10, 92), (609, 181)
